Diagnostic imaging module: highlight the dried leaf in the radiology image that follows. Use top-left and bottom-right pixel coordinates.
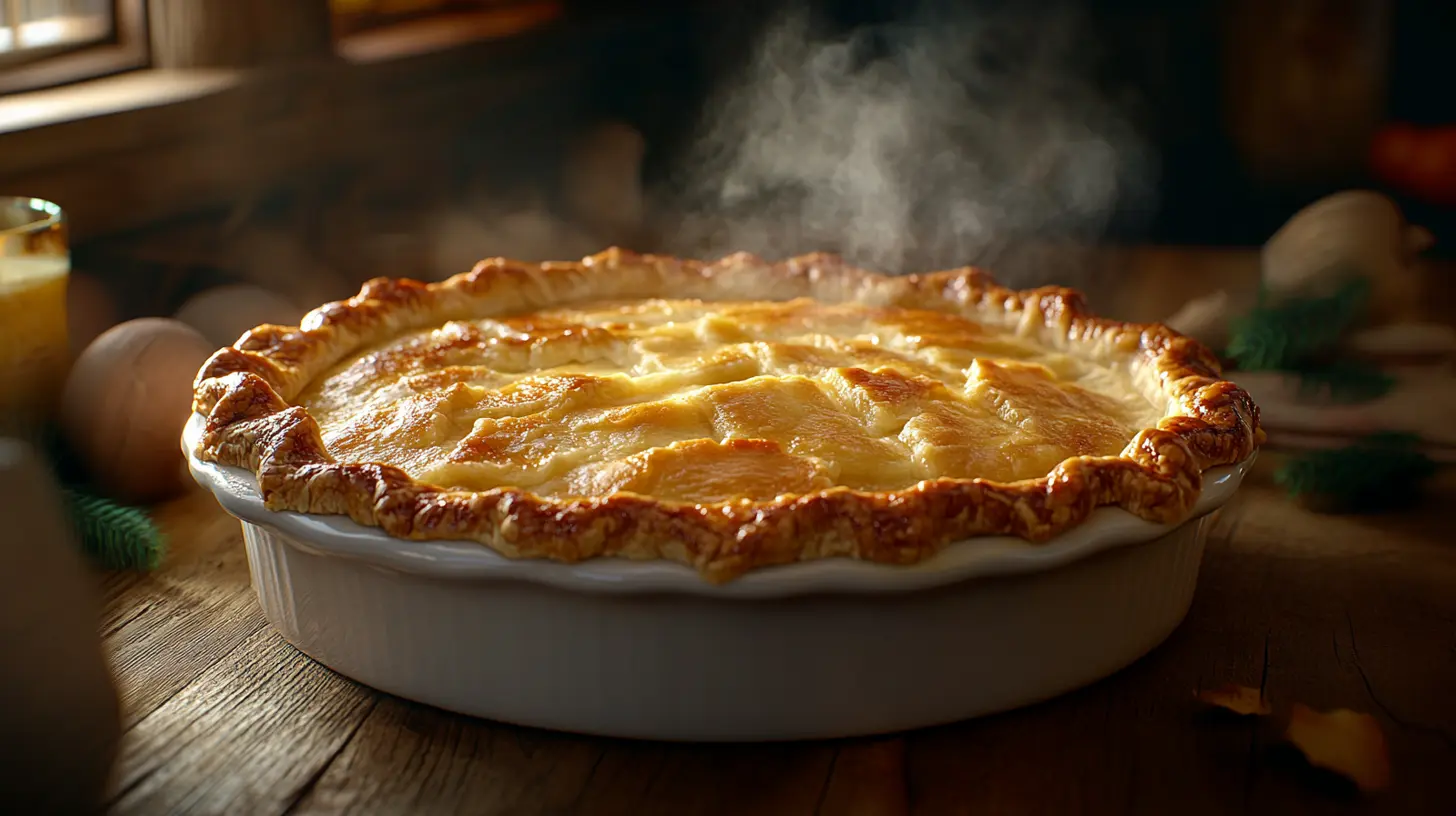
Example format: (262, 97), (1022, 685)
(1285, 705), (1391, 793)
(1195, 684), (1273, 717)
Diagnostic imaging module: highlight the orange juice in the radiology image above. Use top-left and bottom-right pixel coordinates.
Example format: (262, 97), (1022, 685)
(0, 254), (70, 437)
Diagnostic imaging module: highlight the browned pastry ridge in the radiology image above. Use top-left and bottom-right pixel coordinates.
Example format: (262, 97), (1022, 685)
(191, 248), (1264, 583)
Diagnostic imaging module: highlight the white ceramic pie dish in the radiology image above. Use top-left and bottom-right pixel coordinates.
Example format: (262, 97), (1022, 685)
(184, 413), (1252, 741)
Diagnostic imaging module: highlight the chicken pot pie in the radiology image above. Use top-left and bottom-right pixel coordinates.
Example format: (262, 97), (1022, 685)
(192, 249), (1263, 583)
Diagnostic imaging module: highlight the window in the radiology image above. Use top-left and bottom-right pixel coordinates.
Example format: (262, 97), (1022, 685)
(0, 0), (564, 97)
(0, 0), (146, 96)
(0, 0), (110, 58)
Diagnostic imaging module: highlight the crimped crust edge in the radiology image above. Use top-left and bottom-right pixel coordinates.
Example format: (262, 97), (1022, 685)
(190, 248), (1263, 583)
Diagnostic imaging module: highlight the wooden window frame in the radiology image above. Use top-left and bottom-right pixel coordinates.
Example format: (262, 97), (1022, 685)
(334, 0), (564, 62)
(0, 0), (609, 240)
(330, 1), (531, 39)
(0, 0), (148, 97)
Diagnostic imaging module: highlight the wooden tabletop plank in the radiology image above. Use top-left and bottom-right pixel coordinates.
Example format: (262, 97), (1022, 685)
(98, 470), (1456, 815)
(78, 244), (1456, 814)
(897, 510), (1253, 816)
(107, 627), (377, 815)
(100, 491), (267, 730)
(901, 485), (1456, 816)
(1225, 487), (1456, 813)
(290, 696), (847, 815)
(290, 697), (605, 814)
(815, 739), (911, 816)
(95, 341), (1456, 816)
(570, 740), (836, 816)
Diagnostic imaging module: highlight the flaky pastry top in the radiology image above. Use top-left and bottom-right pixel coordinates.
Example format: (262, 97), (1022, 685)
(191, 249), (1263, 583)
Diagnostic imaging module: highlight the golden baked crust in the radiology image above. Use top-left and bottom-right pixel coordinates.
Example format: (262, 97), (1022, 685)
(191, 248), (1263, 583)
(300, 298), (1166, 498)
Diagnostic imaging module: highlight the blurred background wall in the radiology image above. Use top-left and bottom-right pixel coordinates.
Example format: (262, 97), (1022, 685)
(2, 0), (1451, 332)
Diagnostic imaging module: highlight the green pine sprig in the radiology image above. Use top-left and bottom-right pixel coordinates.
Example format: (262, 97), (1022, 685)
(1225, 276), (1371, 372)
(1224, 275), (1397, 404)
(62, 488), (167, 571)
(1273, 433), (1438, 512)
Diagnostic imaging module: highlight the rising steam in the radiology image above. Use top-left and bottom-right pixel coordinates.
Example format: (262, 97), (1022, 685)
(654, 3), (1156, 287)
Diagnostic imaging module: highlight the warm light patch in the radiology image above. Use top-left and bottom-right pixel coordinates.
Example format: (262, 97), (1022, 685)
(1285, 705), (1391, 793)
(1194, 684), (1272, 717)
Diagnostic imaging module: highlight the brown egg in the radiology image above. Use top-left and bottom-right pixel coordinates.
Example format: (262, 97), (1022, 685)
(60, 318), (216, 504)
(174, 284), (304, 348)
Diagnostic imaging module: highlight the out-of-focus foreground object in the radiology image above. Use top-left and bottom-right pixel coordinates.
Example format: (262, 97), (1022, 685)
(0, 438), (121, 813)
(0, 196), (71, 441)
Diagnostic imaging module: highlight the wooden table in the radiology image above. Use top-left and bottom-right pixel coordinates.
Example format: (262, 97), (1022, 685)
(97, 249), (1456, 814)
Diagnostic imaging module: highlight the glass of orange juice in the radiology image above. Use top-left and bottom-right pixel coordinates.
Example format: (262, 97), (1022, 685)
(1, 197), (70, 440)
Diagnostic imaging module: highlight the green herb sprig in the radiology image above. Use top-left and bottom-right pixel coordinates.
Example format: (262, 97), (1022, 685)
(1274, 433), (1438, 512)
(1226, 277), (1370, 371)
(1224, 276), (1394, 404)
(62, 488), (167, 571)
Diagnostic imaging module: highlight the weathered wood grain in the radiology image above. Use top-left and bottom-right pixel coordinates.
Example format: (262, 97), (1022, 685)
(288, 698), (604, 814)
(290, 697), (843, 815)
(1226, 483), (1456, 814)
(107, 627), (377, 815)
(97, 416), (1456, 815)
(571, 741), (836, 816)
(100, 489), (268, 729)
(815, 739), (911, 816)
(903, 480), (1456, 816)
